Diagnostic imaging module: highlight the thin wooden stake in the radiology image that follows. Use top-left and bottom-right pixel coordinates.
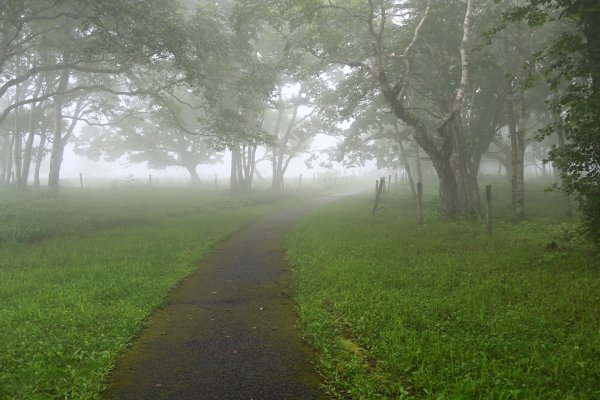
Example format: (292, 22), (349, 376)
(373, 177), (385, 214)
(486, 184), (493, 236)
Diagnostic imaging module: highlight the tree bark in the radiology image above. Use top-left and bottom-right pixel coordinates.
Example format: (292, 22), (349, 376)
(185, 164), (200, 184)
(4, 129), (14, 184)
(48, 67), (70, 194)
(13, 81), (23, 188)
(33, 132), (47, 187)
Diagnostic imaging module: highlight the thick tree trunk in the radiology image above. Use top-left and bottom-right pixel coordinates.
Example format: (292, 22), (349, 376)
(48, 67), (70, 195)
(185, 164), (200, 184)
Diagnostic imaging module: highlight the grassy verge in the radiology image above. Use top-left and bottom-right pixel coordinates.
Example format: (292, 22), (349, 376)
(287, 180), (600, 399)
(0, 187), (290, 399)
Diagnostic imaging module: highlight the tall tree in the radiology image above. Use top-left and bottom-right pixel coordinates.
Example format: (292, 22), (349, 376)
(244, 0), (508, 217)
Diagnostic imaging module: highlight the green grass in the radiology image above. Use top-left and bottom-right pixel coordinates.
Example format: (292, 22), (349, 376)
(287, 179), (600, 399)
(0, 187), (290, 399)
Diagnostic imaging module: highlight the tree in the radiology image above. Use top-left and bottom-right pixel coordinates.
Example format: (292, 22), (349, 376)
(77, 116), (222, 184)
(263, 84), (316, 190)
(243, 0), (511, 217)
(502, 0), (600, 240)
(0, 0), (208, 193)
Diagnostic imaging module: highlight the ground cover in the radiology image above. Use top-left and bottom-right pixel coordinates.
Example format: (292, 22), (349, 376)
(287, 179), (600, 399)
(0, 187), (290, 399)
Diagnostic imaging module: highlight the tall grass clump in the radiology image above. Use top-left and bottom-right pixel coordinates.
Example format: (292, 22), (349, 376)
(0, 187), (288, 399)
(287, 179), (599, 399)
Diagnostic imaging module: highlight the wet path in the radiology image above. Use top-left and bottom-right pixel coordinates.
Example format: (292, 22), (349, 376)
(102, 193), (355, 400)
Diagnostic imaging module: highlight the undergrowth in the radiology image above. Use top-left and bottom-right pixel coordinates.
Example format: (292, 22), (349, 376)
(0, 187), (287, 399)
(287, 180), (600, 399)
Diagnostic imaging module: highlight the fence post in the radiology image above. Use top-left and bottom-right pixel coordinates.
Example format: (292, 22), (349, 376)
(486, 185), (493, 236)
(373, 177), (385, 214)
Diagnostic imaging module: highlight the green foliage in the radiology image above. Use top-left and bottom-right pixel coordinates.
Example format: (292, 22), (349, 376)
(287, 187), (599, 399)
(501, 0), (600, 242)
(0, 188), (284, 399)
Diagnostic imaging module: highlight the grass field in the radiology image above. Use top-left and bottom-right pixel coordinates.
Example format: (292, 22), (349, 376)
(287, 178), (600, 399)
(0, 187), (290, 399)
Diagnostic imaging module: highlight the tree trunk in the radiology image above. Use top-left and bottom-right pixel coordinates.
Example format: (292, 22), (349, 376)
(0, 134), (8, 185)
(48, 67), (70, 194)
(553, 113), (572, 215)
(13, 82), (23, 188)
(4, 130), (14, 184)
(514, 85), (526, 217)
(230, 145), (240, 190)
(33, 132), (46, 187)
(393, 123), (416, 198)
(48, 99), (64, 195)
(185, 164), (200, 184)
(415, 142), (423, 185)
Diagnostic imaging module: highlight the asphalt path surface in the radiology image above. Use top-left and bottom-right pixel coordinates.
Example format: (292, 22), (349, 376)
(102, 193), (356, 400)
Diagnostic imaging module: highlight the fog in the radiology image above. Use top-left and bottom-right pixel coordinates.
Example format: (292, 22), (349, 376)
(1, 0), (593, 220)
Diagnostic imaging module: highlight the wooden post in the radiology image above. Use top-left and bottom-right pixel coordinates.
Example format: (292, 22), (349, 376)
(417, 181), (424, 225)
(148, 174), (152, 187)
(79, 173), (83, 189)
(373, 177), (385, 214)
(486, 185), (493, 236)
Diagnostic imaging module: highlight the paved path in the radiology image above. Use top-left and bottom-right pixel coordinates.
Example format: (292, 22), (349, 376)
(102, 193), (354, 400)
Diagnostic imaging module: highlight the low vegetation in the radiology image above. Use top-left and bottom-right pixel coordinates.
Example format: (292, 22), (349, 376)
(0, 187), (287, 399)
(287, 179), (600, 399)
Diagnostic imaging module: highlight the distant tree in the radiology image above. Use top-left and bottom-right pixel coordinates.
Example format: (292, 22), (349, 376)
(243, 0), (516, 217)
(263, 84), (317, 190)
(0, 0), (219, 193)
(77, 114), (222, 184)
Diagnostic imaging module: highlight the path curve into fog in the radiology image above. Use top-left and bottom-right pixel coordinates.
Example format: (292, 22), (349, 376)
(102, 192), (360, 400)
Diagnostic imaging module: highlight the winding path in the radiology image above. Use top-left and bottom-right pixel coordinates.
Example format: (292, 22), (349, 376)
(102, 193), (354, 400)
